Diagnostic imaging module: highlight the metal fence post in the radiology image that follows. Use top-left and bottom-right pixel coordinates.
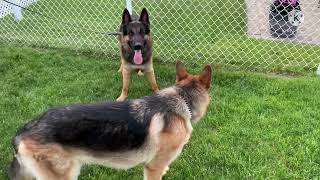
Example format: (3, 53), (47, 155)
(10, 0), (23, 21)
(126, 0), (132, 14)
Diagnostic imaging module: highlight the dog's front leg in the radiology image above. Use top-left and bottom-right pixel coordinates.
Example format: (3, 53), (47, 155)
(117, 68), (131, 101)
(143, 148), (177, 180)
(145, 69), (159, 92)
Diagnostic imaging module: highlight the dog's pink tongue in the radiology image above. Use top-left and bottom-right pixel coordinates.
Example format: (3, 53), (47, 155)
(133, 50), (143, 65)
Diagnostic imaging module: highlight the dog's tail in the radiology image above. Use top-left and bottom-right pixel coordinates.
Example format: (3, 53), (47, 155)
(8, 134), (32, 180)
(8, 155), (34, 180)
(8, 156), (22, 180)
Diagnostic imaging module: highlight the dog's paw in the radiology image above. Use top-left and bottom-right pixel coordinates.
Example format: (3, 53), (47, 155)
(162, 166), (169, 175)
(116, 95), (126, 102)
(153, 87), (159, 92)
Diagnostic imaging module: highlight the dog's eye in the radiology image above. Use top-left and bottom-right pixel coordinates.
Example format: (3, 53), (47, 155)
(129, 30), (134, 35)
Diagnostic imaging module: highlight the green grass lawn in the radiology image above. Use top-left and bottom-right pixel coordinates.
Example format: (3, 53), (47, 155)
(1, 44), (320, 179)
(1, 0), (319, 72)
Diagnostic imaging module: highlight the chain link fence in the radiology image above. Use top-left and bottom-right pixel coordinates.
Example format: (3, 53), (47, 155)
(0, 0), (319, 72)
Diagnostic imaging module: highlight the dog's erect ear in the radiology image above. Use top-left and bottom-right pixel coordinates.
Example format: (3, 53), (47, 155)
(122, 8), (132, 25)
(176, 61), (188, 82)
(199, 65), (212, 89)
(139, 8), (149, 24)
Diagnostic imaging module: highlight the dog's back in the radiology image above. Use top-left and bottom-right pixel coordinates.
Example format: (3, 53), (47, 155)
(14, 101), (157, 153)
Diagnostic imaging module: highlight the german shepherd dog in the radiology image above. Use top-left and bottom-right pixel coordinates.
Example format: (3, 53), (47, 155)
(117, 8), (159, 101)
(8, 62), (212, 180)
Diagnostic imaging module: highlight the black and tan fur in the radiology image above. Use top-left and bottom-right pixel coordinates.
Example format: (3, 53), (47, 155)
(9, 62), (212, 180)
(117, 8), (159, 101)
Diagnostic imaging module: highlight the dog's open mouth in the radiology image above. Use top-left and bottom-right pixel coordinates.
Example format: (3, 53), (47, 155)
(133, 50), (143, 65)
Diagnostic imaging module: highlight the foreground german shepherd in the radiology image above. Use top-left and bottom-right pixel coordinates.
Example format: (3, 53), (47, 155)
(8, 62), (212, 180)
(117, 8), (159, 101)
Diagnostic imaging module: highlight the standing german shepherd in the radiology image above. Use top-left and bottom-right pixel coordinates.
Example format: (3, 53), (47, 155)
(8, 62), (212, 180)
(117, 8), (159, 101)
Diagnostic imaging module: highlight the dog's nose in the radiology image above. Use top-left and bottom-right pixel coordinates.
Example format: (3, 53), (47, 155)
(134, 43), (143, 50)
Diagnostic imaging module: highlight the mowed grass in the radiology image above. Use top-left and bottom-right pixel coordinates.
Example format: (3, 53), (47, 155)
(1, 0), (319, 71)
(1, 44), (320, 179)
